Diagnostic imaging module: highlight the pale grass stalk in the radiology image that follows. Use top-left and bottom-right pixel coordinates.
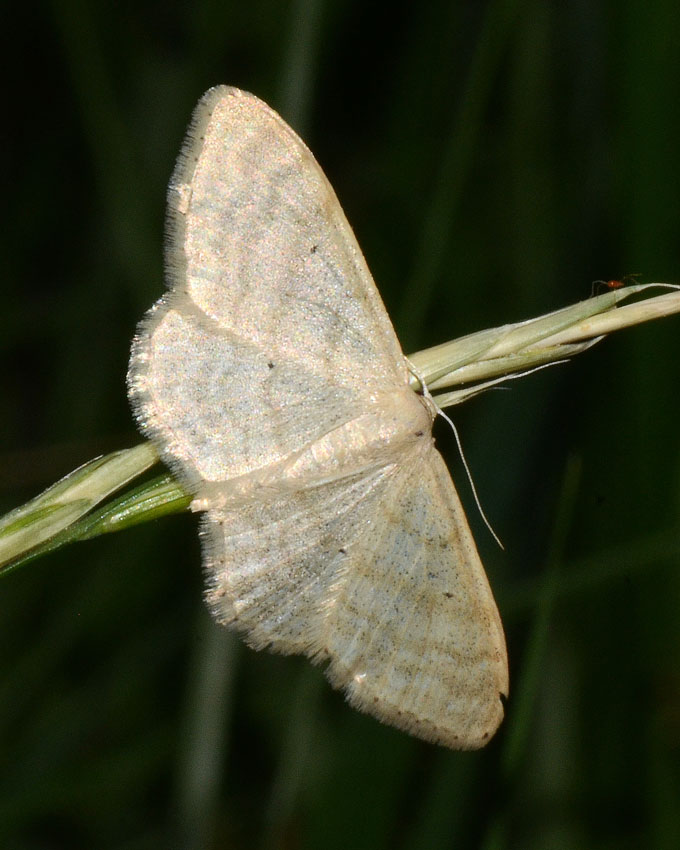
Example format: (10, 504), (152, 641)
(2, 283), (679, 574)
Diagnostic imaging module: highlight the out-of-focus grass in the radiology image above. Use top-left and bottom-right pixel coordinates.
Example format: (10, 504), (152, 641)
(2, 1), (680, 849)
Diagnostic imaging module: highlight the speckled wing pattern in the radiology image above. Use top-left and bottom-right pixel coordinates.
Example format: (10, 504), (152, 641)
(128, 86), (508, 748)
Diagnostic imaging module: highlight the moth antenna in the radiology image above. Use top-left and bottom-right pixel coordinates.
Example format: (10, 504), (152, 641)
(436, 405), (504, 551)
(406, 359), (504, 550)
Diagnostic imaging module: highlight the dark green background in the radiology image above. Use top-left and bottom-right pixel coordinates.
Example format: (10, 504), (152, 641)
(2, 1), (680, 847)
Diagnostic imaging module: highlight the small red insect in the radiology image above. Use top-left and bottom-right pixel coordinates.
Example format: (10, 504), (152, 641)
(591, 273), (640, 295)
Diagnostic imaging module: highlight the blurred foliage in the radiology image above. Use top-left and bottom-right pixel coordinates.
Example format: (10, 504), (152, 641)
(2, 0), (680, 848)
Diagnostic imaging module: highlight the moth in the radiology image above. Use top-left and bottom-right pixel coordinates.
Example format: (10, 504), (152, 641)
(128, 86), (507, 748)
